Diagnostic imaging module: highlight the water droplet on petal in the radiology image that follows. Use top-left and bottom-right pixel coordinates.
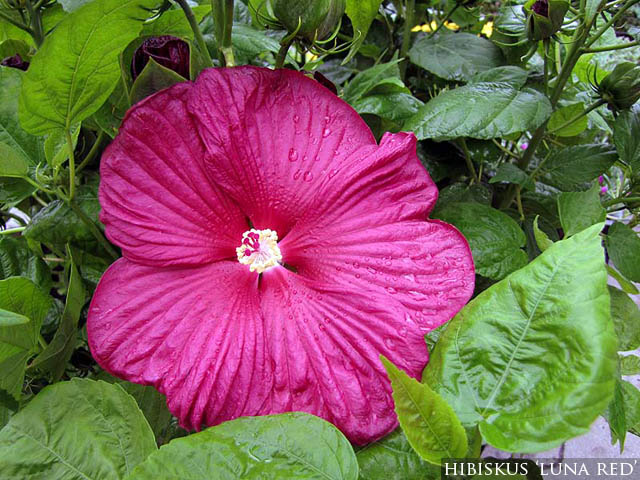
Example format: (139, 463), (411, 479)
(303, 171), (313, 182)
(322, 128), (331, 137)
(385, 338), (396, 350)
(288, 148), (298, 162)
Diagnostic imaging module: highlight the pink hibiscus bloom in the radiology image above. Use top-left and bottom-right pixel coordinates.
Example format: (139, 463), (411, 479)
(88, 67), (474, 444)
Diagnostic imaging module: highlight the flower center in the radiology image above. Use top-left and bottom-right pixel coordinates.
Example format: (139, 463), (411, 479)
(236, 229), (282, 273)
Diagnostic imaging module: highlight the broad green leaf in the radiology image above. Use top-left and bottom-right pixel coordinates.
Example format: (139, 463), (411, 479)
(43, 123), (80, 169)
(533, 216), (553, 252)
(433, 202), (527, 280)
(620, 355), (640, 375)
(541, 144), (617, 191)
(548, 102), (588, 137)
(489, 163), (534, 190)
(609, 286), (640, 351)
(0, 142), (28, 177)
(620, 381), (640, 436)
(381, 356), (467, 466)
(129, 412), (358, 480)
(606, 265), (639, 295)
(405, 83), (551, 141)
(0, 277), (51, 399)
(0, 389), (17, 430)
(130, 58), (187, 104)
(0, 378), (157, 480)
(557, 185), (605, 237)
(356, 429), (439, 480)
(0, 236), (51, 292)
(92, 75), (129, 138)
(229, 24), (285, 64)
(469, 66), (528, 89)
(607, 378), (628, 451)
(343, 60), (403, 103)
(141, 5), (211, 38)
(344, 0), (383, 63)
(0, 309), (29, 327)
(409, 33), (504, 82)
(606, 222), (640, 283)
(351, 92), (423, 125)
(436, 182), (492, 207)
(585, 0), (604, 23)
(613, 109), (640, 172)
(30, 249), (85, 381)
(423, 224), (617, 453)
(19, 0), (156, 134)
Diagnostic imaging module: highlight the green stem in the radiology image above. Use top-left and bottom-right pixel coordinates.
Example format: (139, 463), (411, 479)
(175, 0), (214, 67)
(65, 129), (76, 201)
(459, 138), (479, 184)
(22, 176), (54, 195)
(543, 39), (550, 96)
(274, 37), (293, 69)
(603, 196), (640, 207)
(0, 10), (34, 36)
(547, 99), (606, 134)
(516, 186), (525, 221)
(0, 227), (26, 235)
(26, 0), (44, 47)
(76, 131), (105, 174)
(492, 139), (520, 159)
(583, 39), (640, 53)
(399, 0), (415, 80)
(38, 334), (47, 349)
(427, 3), (459, 39)
(66, 200), (119, 260)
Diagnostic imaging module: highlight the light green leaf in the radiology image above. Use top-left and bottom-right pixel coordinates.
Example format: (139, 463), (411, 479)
(141, 5), (211, 38)
(541, 144), (616, 191)
(469, 66), (528, 89)
(606, 378), (627, 452)
(423, 223), (617, 453)
(356, 429), (439, 480)
(0, 378), (157, 480)
(620, 355), (640, 375)
(533, 216), (553, 252)
(606, 222), (640, 283)
(129, 412), (358, 480)
(130, 58), (187, 104)
(0, 142), (29, 177)
(19, 0), (157, 134)
(381, 356), (467, 466)
(351, 92), (423, 125)
(609, 286), (640, 352)
(489, 163), (534, 190)
(43, 123), (80, 169)
(409, 33), (504, 82)
(606, 265), (639, 295)
(557, 185), (605, 237)
(548, 102), (588, 137)
(585, 0), (604, 23)
(230, 24), (284, 63)
(405, 83), (551, 141)
(613, 109), (640, 172)
(344, 0), (383, 63)
(343, 59), (403, 103)
(0, 309), (29, 327)
(57, 0), (93, 12)
(433, 202), (527, 280)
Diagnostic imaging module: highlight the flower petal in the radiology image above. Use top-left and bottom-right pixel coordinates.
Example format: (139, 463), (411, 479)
(187, 67), (376, 236)
(258, 267), (427, 444)
(99, 84), (248, 266)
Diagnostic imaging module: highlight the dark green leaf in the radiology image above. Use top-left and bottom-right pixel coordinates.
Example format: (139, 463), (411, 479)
(606, 222), (640, 283)
(343, 60), (403, 103)
(489, 163), (534, 190)
(231, 24), (283, 63)
(352, 92), (423, 125)
(469, 66), (528, 89)
(344, 0), (383, 63)
(19, 0), (157, 134)
(130, 58), (187, 104)
(0, 236), (51, 292)
(542, 145), (617, 191)
(381, 356), (467, 465)
(0, 378), (157, 479)
(613, 109), (640, 172)
(606, 379), (627, 452)
(405, 83), (551, 141)
(606, 265), (639, 295)
(433, 202), (527, 280)
(548, 103), (588, 137)
(423, 224), (617, 453)
(356, 429), (439, 480)
(557, 185), (605, 237)
(129, 413), (358, 480)
(609, 286), (640, 351)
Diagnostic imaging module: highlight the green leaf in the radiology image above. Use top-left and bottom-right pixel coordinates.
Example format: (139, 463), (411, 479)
(141, 5), (211, 38)
(230, 24), (283, 64)
(620, 381), (640, 437)
(468, 66), (528, 89)
(130, 58), (187, 105)
(433, 202), (527, 280)
(0, 236), (51, 292)
(356, 429), (440, 480)
(43, 123), (80, 169)
(584, 0), (604, 24)
(557, 185), (605, 237)
(92, 75), (130, 139)
(409, 33), (504, 82)
(533, 216), (553, 252)
(609, 286), (640, 351)
(19, 0), (157, 134)
(0, 309), (29, 327)
(620, 355), (640, 375)
(352, 92), (423, 125)
(57, 0), (93, 12)
(30, 248), (85, 381)
(606, 265), (639, 295)
(380, 356), (467, 466)
(0, 142), (29, 177)
(129, 412), (358, 480)
(343, 60), (403, 103)
(0, 277), (51, 399)
(541, 144), (617, 191)
(489, 163), (534, 190)
(613, 109), (640, 172)
(548, 102), (588, 137)
(423, 224), (617, 453)
(606, 222), (640, 283)
(344, 0), (383, 63)
(606, 378), (627, 452)
(405, 83), (551, 141)
(0, 378), (157, 480)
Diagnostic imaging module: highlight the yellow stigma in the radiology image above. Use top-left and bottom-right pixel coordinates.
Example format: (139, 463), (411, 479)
(236, 229), (282, 274)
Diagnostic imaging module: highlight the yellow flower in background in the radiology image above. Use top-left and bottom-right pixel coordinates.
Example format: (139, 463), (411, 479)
(411, 20), (460, 33)
(482, 21), (494, 37)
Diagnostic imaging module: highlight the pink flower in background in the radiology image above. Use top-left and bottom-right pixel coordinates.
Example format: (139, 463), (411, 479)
(601, 186), (608, 194)
(87, 67), (474, 444)
(520, 142), (529, 150)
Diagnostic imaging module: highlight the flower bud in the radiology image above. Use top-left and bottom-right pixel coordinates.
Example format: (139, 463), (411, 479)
(1, 53), (29, 71)
(598, 62), (640, 111)
(524, 0), (568, 41)
(131, 35), (190, 81)
(271, 0), (345, 41)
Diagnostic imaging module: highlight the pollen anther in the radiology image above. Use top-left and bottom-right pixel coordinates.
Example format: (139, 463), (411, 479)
(236, 228), (282, 273)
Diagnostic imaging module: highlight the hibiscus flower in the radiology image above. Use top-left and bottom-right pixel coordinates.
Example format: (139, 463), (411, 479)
(87, 66), (474, 444)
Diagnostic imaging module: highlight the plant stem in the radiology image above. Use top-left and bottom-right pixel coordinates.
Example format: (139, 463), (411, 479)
(516, 186), (525, 221)
(399, 0), (415, 80)
(547, 99), (607, 134)
(175, 0), (214, 67)
(22, 176), (54, 195)
(38, 334), (48, 349)
(492, 139), (520, 159)
(0, 227), (26, 235)
(543, 39), (550, 96)
(66, 201), (119, 260)
(0, 10), (34, 36)
(65, 129), (76, 201)
(459, 138), (479, 184)
(583, 39), (640, 53)
(221, 0), (235, 66)
(274, 37), (293, 69)
(583, 0), (639, 49)
(76, 131), (105, 174)
(26, 0), (44, 47)
(603, 196), (640, 207)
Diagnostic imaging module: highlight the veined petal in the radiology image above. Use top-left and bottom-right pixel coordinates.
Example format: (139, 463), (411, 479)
(99, 84), (248, 266)
(258, 267), (427, 445)
(187, 67), (376, 236)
